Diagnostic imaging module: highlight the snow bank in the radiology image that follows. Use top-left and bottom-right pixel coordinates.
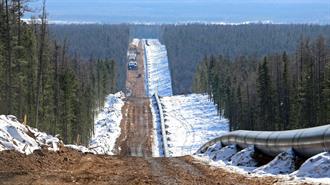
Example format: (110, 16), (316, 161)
(295, 152), (330, 178)
(253, 149), (296, 175)
(204, 142), (222, 157)
(131, 38), (140, 47)
(144, 39), (173, 97)
(89, 92), (125, 155)
(160, 94), (229, 156)
(231, 146), (258, 167)
(150, 96), (164, 157)
(0, 92), (126, 156)
(0, 115), (61, 155)
(212, 145), (237, 162)
(196, 145), (330, 184)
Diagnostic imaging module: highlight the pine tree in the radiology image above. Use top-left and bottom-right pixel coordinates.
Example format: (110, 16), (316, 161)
(323, 58), (330, 123)
(257, 57), (276, 130)
(281, 52), (291, 129)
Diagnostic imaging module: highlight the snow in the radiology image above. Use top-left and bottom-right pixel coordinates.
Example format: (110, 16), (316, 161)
(144, 39), (173, 97)
(159, 94), (229, 156)
(131, 38), (140, 47)
(150, 95), (164, 157)
(88, 92), (125, 155)
(231, 146), (258, 167)
(253, 149), (296, 175)
(0, 115), (61, 155)
(294, 152), (330, 179)
(212, 145), (237, 162)
(65, 144), (94, 154)
(204, 142), (222, 158)
(197, 145), (330, 184)
(0, 92), (125, 156)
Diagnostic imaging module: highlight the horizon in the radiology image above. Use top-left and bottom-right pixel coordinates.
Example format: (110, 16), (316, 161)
(26, 0), (330, 25)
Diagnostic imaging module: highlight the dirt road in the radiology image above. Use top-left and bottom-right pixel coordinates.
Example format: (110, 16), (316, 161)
(114, 97), (153, 157)
(114, 40), (153, 157)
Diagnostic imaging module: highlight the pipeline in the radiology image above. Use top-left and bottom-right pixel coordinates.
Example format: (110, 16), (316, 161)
(197, 124), (330, 158)
(153, 92), (170, 157)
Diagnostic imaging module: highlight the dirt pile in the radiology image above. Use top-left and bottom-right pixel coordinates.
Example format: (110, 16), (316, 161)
(0, 148), (311, 185)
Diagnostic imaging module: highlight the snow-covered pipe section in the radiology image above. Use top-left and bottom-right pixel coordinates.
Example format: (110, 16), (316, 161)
(197, 124), (330, 158)
(154, 92), (169, 157)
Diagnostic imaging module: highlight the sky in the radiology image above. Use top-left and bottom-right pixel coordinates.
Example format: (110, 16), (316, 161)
(26, 0), (330, 24)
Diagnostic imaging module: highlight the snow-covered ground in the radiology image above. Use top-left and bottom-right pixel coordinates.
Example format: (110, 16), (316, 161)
(0, 92), (125, 156)
(0, 115), (61, 155)
(196, 144), (330, 184)
(89, 92), (125, 155)
(144, 39), (173, 97)
(141, 38), (330, 184)
(131, 38), (140, 47)
(160, 94), (229, 156)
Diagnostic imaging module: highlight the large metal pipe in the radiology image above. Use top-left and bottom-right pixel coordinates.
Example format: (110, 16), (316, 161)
(197, 124), (330, 158)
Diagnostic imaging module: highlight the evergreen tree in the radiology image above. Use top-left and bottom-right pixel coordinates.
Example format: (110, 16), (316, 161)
(323, 58), (330, 123)
(0, 1), (118, 145)
(281, 52), (291, 129)
(257, 58), (276, 130)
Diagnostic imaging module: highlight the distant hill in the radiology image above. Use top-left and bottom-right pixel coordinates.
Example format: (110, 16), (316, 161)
(27, 0), (330, 24)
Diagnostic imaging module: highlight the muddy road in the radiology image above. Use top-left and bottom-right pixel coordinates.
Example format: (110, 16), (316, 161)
(114, 40), (153, 157)
(114, 97), (153, 157)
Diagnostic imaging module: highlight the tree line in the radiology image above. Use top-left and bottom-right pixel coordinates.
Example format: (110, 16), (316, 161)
(162, 24), (330, 94)
(193, 36), (330, 131)
(44, 24), (330, 95)
(0, 0), (117, 144)
(49, 24), (130, 90)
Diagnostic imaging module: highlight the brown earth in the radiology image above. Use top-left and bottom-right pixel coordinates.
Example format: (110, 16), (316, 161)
(114, 97), (153, 157)
(0, 40), (312, 185)
(0, 148), (309, 185)
(113, 40), (153, 157)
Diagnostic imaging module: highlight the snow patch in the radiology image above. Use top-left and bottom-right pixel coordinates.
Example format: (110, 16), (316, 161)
(253, 149), (296, 175)
(65, 145), (94, 154)
(0, 92), (125, 156)
(203, 142), (222, 157)
(0, 115), (61, 155)
(160, 94), (229, 156)
(213, 145), (237, 162)
(131, 38), (140, 47)
(231, 146), (258, 167)
(294, 152), (330, 179)
(89, 92), (125, 155)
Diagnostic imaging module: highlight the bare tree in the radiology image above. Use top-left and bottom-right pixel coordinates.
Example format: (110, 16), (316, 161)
(35, 0), (47, 128)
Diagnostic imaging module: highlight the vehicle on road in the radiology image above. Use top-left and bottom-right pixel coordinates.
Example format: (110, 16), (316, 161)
(128, 60), (138, 70)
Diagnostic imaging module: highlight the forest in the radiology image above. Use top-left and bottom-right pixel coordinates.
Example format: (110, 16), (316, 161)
(162, 24), (330, 94)
(47, 24), (330, 95)
(0, 0), (117, 144)
(193, 36), (330, 131)
(49, 24), (130, 89)
(3, 0), (330, 139)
